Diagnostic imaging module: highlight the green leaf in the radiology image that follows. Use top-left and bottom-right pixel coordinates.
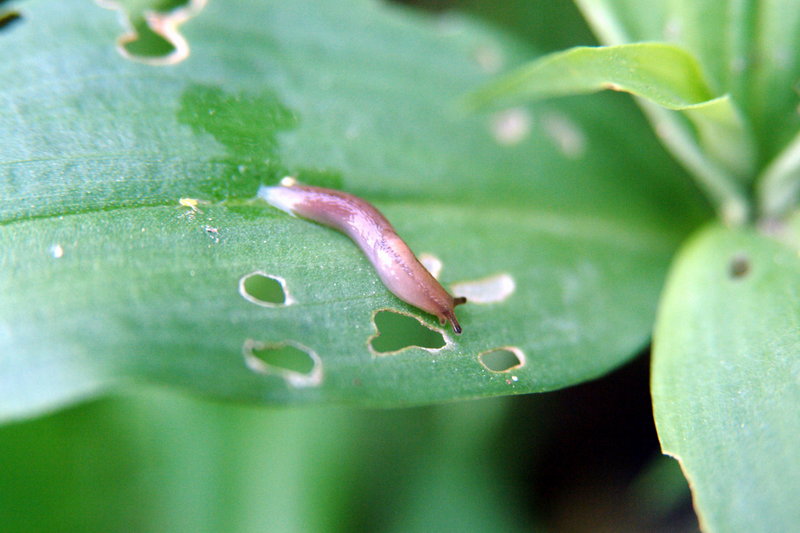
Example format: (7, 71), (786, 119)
(573, 0), (668, 46)
(573, 0), (747, 115)
(576, 0), (800, 210)
(753, 0), (800, 219)
(540, 3), (757, 224)
(0, 0), (708, 420)
(758, 131), (800, 219)
(748, 0), (800, 160)
(467, 43), (714, 108)
(652, 224), (800, 532)
(466, 43), (755, 183)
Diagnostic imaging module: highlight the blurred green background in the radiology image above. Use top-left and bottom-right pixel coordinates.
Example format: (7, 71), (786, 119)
(0, 356), (697, 532)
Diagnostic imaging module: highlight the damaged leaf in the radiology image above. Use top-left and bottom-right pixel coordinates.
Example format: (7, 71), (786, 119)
(0, 0), (707, 420)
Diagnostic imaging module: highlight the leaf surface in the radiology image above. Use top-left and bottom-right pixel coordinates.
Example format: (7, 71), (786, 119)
(652, 224), (800, 532)
(0, 0), (707, 420)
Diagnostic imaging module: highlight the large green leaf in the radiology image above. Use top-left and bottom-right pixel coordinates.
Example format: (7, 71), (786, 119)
(0, 0), (708, 420)
(652, 224), (800, 532)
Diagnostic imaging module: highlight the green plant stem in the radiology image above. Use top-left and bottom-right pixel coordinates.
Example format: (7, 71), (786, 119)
(758, 130), (800, 221)
(574, 0), (629, 45)
(639, 101), (750, 225)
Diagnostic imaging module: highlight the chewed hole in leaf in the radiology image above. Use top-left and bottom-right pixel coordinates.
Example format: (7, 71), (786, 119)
(97, 0), (207, 65)
(239, 271), (292, 307)
(250, 344), (314, 374)
(369, 309), (446, 355)
(243, 339), (322, 387)
(123, 17), (176, 58)
(729, 253), (750, 279)
(478, 347), (525, 372)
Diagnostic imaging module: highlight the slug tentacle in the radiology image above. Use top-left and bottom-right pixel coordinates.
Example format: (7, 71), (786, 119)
(259, 178), (467, 334)
(444, 311), (462, 334)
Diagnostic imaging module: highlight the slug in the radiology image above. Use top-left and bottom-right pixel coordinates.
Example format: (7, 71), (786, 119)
(259, 178), (467, 334)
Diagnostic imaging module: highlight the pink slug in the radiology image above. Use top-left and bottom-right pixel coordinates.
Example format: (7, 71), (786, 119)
(259, 178), (467, 334)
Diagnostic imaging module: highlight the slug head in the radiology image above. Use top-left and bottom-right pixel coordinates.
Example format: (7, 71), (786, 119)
(441, 296), (467, 334)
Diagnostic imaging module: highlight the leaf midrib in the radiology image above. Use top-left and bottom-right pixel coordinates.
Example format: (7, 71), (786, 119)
(1, 193), (683, 261)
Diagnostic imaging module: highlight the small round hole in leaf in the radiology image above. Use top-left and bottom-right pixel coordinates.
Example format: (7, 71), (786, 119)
(242, 339), (322, 388)
(478, 347), (524, 372)
(250, 344), (314, 375)
(239, 271), (290, 306)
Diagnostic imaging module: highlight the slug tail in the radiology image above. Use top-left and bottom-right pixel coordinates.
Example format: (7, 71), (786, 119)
(258, 184), (299, 217)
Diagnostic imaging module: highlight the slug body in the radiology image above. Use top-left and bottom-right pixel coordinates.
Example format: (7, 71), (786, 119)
(259, 179), (466, 333)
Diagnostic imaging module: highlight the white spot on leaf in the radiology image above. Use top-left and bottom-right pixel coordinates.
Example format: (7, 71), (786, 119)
(418, 253), (443, 279)
(542, 112), (586, 158)
(491, 108), (532, 145)
(451, 273), (515, 304)
(49, 244), (64, 259)
(473, 44), (504, 73)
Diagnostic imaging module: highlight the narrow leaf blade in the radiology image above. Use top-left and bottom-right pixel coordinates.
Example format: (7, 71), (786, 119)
(467, 43), (754, 179)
